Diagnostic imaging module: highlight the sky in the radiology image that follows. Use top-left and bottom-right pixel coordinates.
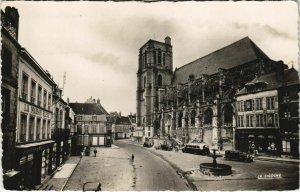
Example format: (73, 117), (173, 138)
(1, 1), (298, 115)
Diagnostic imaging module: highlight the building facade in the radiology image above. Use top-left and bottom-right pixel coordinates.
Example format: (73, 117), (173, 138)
(112, 115), (132, 139)
(1, 6), (22, 189)
(136, 36), (289, 150)
(277, 68), (299, 158)
(69, 99), (112, 155)
(15, 47), (56, 189)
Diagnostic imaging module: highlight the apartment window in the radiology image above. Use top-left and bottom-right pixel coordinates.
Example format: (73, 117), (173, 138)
(266, 114), (274, 127)
(47, 120), (51, 138)
(158, 49), (161, 65)
(148, 132), (151, 137)
(36, 118), (41, 140)
(284, 111), (291, 118)
(92, 116), (97, 121)
(237, 101), (244, 112)
(29, 116), (35, 141)
(48, 94), (51, 110)
(22, 73), (29, 100)
(266, 97), (275, 110)
(162, 52), (165, 66)
(38, 86), (42, 106)
(274, 113), (278, 127)
(256, 114), (264, 127)
(1, 46), (12, 76)
(77, 125), (82, 134)
(43, 90), (47, 108)
(237, 115), (244, 127)
(31, 80), (36, 103)
(256, 98), (263, 110)
(282, 140), (290, 153)
(153, 51), (157, 64)
(246, 115), (253, 127)
(245, 100), (253, 111)
(283, 93), (290, 102)
(77, 116), (82, 121)
(42, 120), (46, 139)
(20, 114), (27, 142)
(144, 76), (146, 89)
(84, 125), (89, 134)
(92, 125), (97, 133)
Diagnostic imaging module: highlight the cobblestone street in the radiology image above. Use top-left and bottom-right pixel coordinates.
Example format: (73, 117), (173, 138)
(63, 146), (134, 191)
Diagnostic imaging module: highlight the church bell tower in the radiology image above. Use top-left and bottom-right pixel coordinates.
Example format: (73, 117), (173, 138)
(136, 36), (173, 136)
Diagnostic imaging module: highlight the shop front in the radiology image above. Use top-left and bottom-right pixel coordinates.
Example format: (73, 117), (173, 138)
(235, 128), (281, 155)
(15, 140), (55, 189)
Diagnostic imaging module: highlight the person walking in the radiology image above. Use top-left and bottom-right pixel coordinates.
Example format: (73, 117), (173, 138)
(94, 149), (98, 157)
(131, 154), (135, 161)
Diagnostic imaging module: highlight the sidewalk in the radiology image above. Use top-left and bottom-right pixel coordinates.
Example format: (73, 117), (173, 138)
(38, 145), (121, 191)
(38, 156), (81, 191)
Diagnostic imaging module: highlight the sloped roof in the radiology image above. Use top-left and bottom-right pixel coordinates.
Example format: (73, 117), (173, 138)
(172, 37), (269, 85)
(69, 103), (108, 115)
(115, 116), (132, 125)
(237, 68), (299, 95)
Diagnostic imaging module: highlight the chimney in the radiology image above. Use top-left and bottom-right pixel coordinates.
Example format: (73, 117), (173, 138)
(93, 99), (96, 103)
(67, 98), (70, 105)
(97, 98), (100, 104)
(2, 7), (19, 40)
(276, 60), (285, 85)
(164, 36), (171, 45)
(119, 112), (122, 117)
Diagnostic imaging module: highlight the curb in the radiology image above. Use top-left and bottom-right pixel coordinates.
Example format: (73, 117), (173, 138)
(60, 157), (82, 191)
(255, 157), (300, 165)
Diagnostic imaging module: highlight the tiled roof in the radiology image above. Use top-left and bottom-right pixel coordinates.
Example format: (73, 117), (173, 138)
(172, 37), (269, 85)
(237, 68), (299, 95)
(115, 116), (132, 125)
(69, 103), (108, 115)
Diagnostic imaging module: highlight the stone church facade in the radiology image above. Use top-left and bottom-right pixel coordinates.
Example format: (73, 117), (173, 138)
(136, 36), (288, 150)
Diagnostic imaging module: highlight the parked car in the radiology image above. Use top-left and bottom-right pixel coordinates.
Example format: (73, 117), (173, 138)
(182, 141), (210, 155)
(224, 150), (253, 162)
(160, 143), (173, 151)
(143, 140), (153, 148)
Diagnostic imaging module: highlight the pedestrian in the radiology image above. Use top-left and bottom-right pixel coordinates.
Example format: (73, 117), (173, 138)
(94, 149), (97, 157)
(131, 154), (135, 161)
(81, 150), (84, 158)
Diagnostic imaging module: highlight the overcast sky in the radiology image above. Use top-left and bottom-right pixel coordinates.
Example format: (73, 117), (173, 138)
(2, 1), (298, 115)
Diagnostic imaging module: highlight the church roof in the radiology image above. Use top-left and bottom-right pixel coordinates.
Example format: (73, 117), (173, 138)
(172, 37), (269, 85)
(69, 103), (108, 115)
(237, 68), (299, 95)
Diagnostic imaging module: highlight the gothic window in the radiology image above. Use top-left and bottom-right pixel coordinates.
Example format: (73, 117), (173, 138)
(158, 49), (162, 65)
(178, 112), (183, 127)
(190, 110), (196, 126)
(204, 108), (213, 125)
(223, 104), (233, 124)
(157, 75), (162, 86)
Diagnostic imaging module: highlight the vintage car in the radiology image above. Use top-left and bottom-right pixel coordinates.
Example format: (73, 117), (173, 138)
(224, 150), (253, 162)
(160, 142), (173, 151)
(182, 141), (210, 155)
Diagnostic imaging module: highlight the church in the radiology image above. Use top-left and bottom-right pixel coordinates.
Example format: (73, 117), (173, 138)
(136, 36), (290, 151)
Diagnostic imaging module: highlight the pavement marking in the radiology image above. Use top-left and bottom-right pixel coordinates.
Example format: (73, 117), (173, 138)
(53, 164), (77, 178)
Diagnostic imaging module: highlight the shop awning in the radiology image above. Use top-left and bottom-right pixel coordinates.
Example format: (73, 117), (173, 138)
(258, 135), (265, 139)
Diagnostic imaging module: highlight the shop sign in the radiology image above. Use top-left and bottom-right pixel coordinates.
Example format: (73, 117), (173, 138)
(22, 102), (48, 116)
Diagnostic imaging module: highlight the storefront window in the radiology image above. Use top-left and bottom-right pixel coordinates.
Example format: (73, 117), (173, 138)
(36, 118), (41, 140)
(42, 120), (46, 139)
(282, 140), (290, 153)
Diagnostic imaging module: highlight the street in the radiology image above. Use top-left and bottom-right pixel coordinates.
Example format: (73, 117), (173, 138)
(63, 142), (190, 191)
(62, 140), (299, 191)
